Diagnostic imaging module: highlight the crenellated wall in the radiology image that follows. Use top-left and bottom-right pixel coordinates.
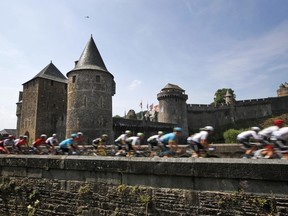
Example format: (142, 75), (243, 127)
(187, 95), (288, 131)
(0, 155), (288, 215)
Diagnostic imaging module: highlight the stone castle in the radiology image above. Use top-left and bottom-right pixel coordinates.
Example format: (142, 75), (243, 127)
(16, 36), (288, 143)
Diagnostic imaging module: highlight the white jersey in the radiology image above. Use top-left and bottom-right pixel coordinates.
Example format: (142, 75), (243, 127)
(45, 137), (59, 145)
(237, 130), (259, 140)
(258, 126), (279, 138)
(272, 127), (288, 141)
(126, 136), (141, 146)
(115, 134), (128, 143)
(147, 134), (161, 143)
(189, 131), (209, 143)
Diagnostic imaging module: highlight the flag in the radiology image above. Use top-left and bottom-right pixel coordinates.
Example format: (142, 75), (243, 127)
(139, 100), (143, 109)
(149, 103), (153, 111)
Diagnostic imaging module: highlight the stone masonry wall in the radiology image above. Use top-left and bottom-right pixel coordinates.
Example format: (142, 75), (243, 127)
(0, 155), (288, 215)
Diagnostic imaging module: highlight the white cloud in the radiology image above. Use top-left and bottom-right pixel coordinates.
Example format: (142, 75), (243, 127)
(128, 80), (142, 90)
(205, 20), (288, 84)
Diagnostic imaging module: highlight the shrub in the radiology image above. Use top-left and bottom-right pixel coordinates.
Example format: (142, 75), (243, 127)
(223, 129), (241, 144)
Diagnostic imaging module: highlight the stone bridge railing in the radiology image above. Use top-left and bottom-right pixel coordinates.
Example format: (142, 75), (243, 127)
(0, 155), (287, 215)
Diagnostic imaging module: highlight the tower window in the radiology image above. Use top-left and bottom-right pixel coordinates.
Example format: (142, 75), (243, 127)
(96, 75), (101, 83)
(72, 76), (76, 83)
(51, 80), (54, 86)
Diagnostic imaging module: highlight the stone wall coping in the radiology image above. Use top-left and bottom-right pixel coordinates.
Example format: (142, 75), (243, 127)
(0, 155), (287, 181)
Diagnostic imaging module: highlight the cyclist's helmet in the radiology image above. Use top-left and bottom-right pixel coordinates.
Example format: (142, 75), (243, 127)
(52, 133), (57, 137)
(8, 135), (14, 139)
(125, 130), (132, 135)
(173, 127), (182, 132)
(71, 133), (77, 138)
(23, 136), (28, 139)
(101, 134), (108, 138)
(77, 132), (83, 136)
(251, 127), (260, 132)
(137, 132), (144, 137)
(158, 131), (164, 135)
(41, 134), (47, 138)
(274, 119), (284, 127)
(204, 126), (214, 131)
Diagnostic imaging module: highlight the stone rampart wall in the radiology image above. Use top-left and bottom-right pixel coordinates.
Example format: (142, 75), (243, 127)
(0, 155), (288, 215)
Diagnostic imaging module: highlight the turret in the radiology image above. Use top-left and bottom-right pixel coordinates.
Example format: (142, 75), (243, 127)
(157, 83), (188, 136)
(225, 89), (234, 105)
(66, 36), (116, 143)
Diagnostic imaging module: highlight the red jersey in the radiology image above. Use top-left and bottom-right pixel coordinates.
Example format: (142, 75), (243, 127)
(33, 138), (46, 147)
(16, 139), (28, 146)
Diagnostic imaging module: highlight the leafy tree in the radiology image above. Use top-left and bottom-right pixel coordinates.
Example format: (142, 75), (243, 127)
(212, 88), (236, 105)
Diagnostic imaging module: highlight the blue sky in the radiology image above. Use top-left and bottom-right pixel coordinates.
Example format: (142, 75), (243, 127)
(1, 0), (288, 129)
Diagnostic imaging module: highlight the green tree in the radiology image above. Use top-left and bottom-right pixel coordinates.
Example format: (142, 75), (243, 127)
(212, 88), (236, 105)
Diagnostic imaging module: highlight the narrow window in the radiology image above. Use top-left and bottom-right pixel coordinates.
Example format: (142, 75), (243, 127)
(96, 75), (101, 83)
(72, 76), (76, 83)
(51, 80), (54, 86)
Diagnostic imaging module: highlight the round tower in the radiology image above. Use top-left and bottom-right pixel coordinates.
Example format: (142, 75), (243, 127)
(66, 36), (116, 143)
(157, 83), (188, 136)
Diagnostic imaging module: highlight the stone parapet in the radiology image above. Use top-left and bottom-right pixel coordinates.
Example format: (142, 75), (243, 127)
(0, 155), (287, 195)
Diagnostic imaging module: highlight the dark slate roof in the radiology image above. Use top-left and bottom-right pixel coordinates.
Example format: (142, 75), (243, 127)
(69, 35), (108, 74)
(0, 129), (16, 136)
(23, 62), (67, 84)
(162, 83), (185, 92)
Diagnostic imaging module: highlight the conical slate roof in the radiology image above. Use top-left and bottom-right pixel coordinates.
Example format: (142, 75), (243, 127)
(69, 35), (108, 73)
(23, 62), (67, 84)
(162, 83), (185, 92)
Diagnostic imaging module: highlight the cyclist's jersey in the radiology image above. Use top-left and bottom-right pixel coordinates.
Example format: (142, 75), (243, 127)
(15, 139), (28, 146)
(93, 138), (108, 146)
(75, 136), (83, 145)
(3, 139), (15, 147)
(272, 127), (288, 141)
(59, 138), (74, 149)
(147, 135), (161, 143)
(33, 138), (46, 147)
(115, 134), (128, 143)
(126, 136), (141, 146)
(160, 133), (176, 145)
(190, 131), (209, 143)
(237, 130), (259, 140)
(258, 126), (279, 138)
(46, 137), (58, 146)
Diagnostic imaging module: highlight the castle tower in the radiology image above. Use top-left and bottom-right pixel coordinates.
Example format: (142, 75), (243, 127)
(157, 83), (188, 136)
(277, 82), (288, 97)
(225, 89), (234, 105)
(66, 36), (116, 143)
(17, 62), (67, 142)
